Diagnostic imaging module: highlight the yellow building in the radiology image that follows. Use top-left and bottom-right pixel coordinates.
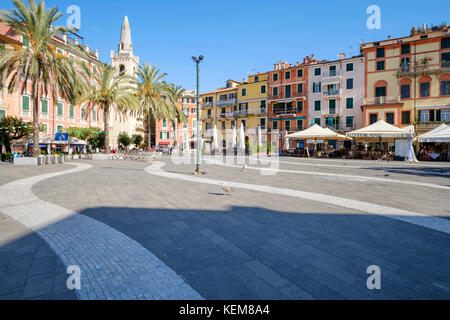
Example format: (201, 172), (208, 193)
(361, 23), (450, 134)
(200, 80), (239, 148)
(236, 72), (269, 133)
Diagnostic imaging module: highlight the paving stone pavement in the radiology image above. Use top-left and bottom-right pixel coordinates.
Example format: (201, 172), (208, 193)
(0, 162), (202, 300)
(26, 158), (450, 300)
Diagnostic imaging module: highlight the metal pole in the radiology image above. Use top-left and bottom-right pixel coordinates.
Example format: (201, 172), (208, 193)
(196, 61), (200, 173)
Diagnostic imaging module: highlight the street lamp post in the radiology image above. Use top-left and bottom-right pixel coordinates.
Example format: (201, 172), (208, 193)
(192, 55), (204, 175)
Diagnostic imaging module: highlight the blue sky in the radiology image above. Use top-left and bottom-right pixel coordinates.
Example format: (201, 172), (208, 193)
(6, 0), (449, 92)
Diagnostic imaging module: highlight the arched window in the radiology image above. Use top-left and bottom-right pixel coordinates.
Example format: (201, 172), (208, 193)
(400, 78), (411, 99)
(419, 75), (432, 97)
(374, 80), (388, 103)
(92, 108), (97, 122)
(119, 65), (125, 75)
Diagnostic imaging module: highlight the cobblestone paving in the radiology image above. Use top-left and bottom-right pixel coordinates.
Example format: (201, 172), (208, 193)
(0, 163), (201, 300)
(29, 158), (450, 300)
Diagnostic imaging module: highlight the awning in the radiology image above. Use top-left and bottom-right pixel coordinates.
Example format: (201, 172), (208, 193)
(286, 124), (351, 141)
(418, 125), (450, 143)
(347, 120), (415, 139)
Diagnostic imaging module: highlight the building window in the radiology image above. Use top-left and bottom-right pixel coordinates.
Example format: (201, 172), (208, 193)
(285, 120), (291, 131)
(442, 52), (450, 68)
(254, 76), (259, 82)
(297, 69), (303, 78)
(221, 122), (226, 130)
(314, 100), (321, 111)
(376, 47), (385, 58)
(386, 112), (395, 125)
(376, 61), (385, 71)
(420, 82), (430, 97)
(0, 109), (5, 120)
(260, 100), (266, 112)
(441, 81), (450, 96)
(346, 116), (354, 128)
(442, 37), (450, 49)
(401, 84), (410, 99)
(241, 88), (247, 97)
(56, 125), (63, 133)
(441, 110), (450, 122)
(41, 99), (48, 114)
(297, 83), (303, 93)
(22, 95), (30, 111)
(313, 82), (321, 93)
(346, 78), (354, 90)
(314, 118), (321, 126)
(162, 119), (167, 128)
(285, 85), (291, 98)
(81, 108), (86, 121)
(273, 73), (278, 81)
(272, 121), (278, 130)
(297, 120), (303, 130)
(273, 87), (278, 97)
(369, 113), (378, 124)
(401, 111), (411, 125)
(329, 99), (336, 114)
(296, 101), (303, 112)
(285, 71), (291, 80)
(314, 68), (321, 76)
(261, 85), (266, 94)
(419, 110), (429, 122)
(92, 109), (97, 121)
(375, 86), (387, 97)
(346, 63), (354, 72)
(401, 44), (410, 55)
(57, 102), (63, 116)
(346, 98), (354, 109)
(40, 123), (48, 133)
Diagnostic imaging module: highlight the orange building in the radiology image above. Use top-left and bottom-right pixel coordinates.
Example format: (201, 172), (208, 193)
(268, 56), (319, 148)
(360, 23), (450, 134)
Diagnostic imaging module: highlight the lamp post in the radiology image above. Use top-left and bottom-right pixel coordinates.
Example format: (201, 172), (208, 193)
(192, 55), (204, 175)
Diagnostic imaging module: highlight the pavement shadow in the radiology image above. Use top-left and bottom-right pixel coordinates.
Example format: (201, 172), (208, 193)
(1, 205), (449, 300)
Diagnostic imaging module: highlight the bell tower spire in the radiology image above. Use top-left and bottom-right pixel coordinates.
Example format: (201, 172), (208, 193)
(119, 16), (133, 53)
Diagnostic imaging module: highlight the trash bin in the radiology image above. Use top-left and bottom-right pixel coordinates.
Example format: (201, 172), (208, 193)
(37, 155), (45, 165)
(45, 155), (52, 164)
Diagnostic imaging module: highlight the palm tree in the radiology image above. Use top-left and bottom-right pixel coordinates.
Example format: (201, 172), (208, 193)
(134, 63), (187, 148)
(165, 84), (188, 147)
(0, 0), (82, 157)
(81, 64), (137, 153)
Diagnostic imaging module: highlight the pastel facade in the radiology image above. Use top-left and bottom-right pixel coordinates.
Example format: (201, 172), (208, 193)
(360, 24), (450, 134)
(153, 90), (198, 149)
(0, 21), (105, 145)
(200, 80), (240, 147)
(307, 54), (365, 133)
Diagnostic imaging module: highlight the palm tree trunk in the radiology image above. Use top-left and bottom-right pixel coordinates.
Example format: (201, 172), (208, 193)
(104, 108), (110, 153)
(147, 112), (152, 148)
(32, 79), (40, 158)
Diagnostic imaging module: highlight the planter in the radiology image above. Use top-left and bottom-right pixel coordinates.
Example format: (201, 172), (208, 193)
(13, 157), (38, 166)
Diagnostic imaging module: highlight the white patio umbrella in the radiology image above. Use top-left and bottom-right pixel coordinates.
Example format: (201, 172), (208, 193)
(418, 124), (448, 143)
(257, 126), (262, 147)
(232, 126), (237, 149)
(212, 124), (219, 151)
(239, 123), (246, 152)
(347, 120), (414, 139)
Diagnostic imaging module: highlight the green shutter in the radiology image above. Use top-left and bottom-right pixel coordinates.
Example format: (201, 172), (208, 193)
(57, 102), (63, 116)
(346, 98), (354, 109)
(0, 109), (5, 119)
(22, 96), (30, 111)
(69, 106), (75, 118)
(41, 99), (48, 113)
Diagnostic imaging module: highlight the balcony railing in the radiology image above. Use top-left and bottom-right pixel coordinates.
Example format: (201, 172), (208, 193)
(217, 98), (236, 106)
(323, 89), (341, 97)
(442, 60), (450, 68)
(364, 96), (400, 105)
(269, 92), (305, 100)
(322, 70), (341, 78)
(273, 107), (296, 115)
(202, 102), (213, 108)
(21, 110), (31, 117)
